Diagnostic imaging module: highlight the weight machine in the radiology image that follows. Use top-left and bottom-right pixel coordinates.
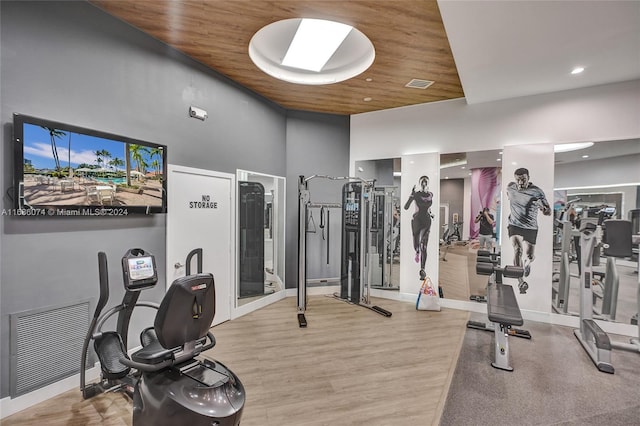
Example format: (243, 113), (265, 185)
(297, 175), (392, 328)
(552, 217), (579, 315)
(369, 186), (400, 290)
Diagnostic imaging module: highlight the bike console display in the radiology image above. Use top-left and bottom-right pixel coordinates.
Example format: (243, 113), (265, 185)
(121, 248), (158, 290)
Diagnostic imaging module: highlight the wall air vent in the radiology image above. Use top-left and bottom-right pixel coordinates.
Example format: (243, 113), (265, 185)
(10, 300), (90, 397)
(405, 79), (434, 89)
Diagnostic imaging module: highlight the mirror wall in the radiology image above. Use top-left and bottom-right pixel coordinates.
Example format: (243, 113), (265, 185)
(356, 152), (505, 301)
(236, 170), (285, 307)
(438, 150), (503, 302)
(354, 141), (638, 316)
(552, 138), (640, 324)
(354, 158), (401, 290)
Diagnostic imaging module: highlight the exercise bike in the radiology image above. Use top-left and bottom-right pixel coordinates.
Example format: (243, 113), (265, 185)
(80, 248), (245, 425)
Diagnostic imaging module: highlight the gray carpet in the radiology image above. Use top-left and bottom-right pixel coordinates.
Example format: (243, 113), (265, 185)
(440, 314), (640, 425)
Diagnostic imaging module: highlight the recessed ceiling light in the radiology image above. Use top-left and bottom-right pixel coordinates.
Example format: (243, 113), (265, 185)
(445, 176), (449, 179)
(497, 158), (501, 162)
(461, 166), (466, 169)
(363, 97), (372, 102)
(571, 67), (585, 75)
(365, 77), (373, 82)
(582, 155), (589, 158)
(499, 151), (503, 155)
(554, 142), (594, 152)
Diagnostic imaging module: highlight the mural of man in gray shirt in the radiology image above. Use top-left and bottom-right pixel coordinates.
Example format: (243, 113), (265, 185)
(506, 168), (551, 291)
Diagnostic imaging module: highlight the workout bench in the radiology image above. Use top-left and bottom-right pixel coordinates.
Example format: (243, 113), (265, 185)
(467, 253), (531, 371)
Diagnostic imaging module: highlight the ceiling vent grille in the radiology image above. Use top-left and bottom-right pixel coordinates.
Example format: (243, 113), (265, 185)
(405, 79), (434, 89)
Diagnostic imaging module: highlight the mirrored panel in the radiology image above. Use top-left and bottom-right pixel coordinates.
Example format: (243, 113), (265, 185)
(355, 158), (401, 290)
(551, 139), (640, 324)
(237, 170), (285, 306)
(438, 150), (503, 302)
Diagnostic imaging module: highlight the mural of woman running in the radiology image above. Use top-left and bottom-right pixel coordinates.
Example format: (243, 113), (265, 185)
(404, 175), (434, 280)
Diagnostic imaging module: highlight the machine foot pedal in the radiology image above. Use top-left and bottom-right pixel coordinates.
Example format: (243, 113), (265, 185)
(82, 384), (100, 400)
(297, 313), (307, 328)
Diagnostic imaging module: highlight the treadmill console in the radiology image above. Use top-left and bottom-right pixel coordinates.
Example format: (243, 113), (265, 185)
(122, 248), (158, 290)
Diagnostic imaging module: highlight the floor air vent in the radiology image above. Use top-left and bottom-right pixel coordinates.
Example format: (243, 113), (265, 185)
(405, 79), (434, 89)
(10, 300), (90, 397)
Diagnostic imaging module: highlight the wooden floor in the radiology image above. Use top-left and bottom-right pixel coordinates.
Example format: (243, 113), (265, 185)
(439, 244), (487, 302)
(3, 296), (469, 426)
(439, 251), (470, 301)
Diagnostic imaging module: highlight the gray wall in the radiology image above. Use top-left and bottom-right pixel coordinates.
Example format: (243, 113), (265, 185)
(0, 1), (348, 398)
(354, 158), (394, 186)
(440, 178), (465, 235)
(555, 153), (640, 190)
(285, 111), (351, 289)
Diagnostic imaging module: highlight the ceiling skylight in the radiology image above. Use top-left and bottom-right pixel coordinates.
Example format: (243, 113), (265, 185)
(282, 19), (353, 72)
(249, 18), (375, 85)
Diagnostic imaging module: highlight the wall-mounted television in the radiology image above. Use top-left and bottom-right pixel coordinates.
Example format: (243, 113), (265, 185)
(12, 113), (167, 215)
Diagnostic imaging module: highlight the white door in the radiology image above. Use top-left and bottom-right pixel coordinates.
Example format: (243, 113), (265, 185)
(166, 165), (235, 326)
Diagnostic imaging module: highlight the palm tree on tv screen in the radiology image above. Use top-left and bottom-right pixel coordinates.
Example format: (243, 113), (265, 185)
(94, 150), (104, 169)
(94, 149), (112, 174)
(67, 132), (73, 178)
(42, 126), (65, 171)
(101, 149), (112, 170)
(149, 147), (163, 179)
(125, 143), (131, 186)
(150, 159), (160, 179)
(129, 144), (150, 175)
(109, 157), (124, 173)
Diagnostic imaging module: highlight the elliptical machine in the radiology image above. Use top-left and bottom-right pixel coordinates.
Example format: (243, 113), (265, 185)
(80, 248), (245, 425)
(573, 220), (638, 374)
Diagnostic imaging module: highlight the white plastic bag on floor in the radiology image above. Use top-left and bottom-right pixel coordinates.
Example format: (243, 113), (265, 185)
(416, 276), (441, 311)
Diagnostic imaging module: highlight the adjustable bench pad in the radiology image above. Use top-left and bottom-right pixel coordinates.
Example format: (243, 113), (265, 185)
(487, 283), (524, 327)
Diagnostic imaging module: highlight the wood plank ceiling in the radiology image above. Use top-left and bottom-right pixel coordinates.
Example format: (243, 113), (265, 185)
(90, 0), (464, 115)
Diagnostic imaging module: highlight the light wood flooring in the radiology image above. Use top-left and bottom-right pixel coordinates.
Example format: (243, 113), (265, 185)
(3, 296), (469, 426)
(439, 244), (487, 301)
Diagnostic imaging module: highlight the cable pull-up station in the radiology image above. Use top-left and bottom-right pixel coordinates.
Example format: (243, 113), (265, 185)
(297, 175), (392, 327)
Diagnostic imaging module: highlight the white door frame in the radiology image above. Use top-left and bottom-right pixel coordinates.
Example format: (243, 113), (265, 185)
(232, 170), (287, 320)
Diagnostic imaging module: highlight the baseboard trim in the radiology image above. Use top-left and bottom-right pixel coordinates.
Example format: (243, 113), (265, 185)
(1, 365), (100, 419)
